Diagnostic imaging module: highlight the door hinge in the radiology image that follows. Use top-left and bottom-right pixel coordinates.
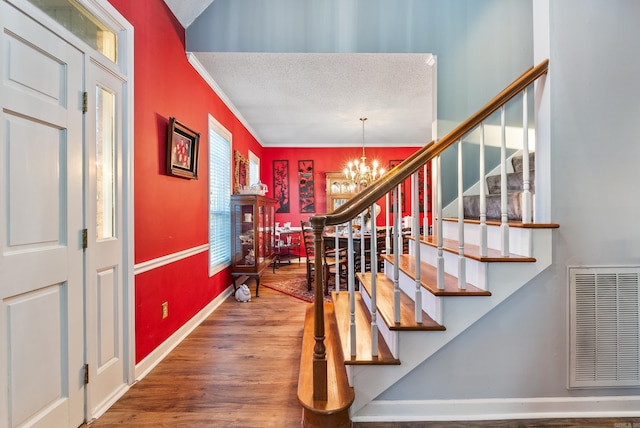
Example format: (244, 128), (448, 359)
(82, 228), (88, 250)
(84, 363), (89, 385)
(82, 91), (88, 113)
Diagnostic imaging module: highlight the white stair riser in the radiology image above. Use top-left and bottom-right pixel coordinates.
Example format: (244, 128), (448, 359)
(396, 271), (443, 324)
(417, 243), (488, 290)
(441, 221), (533, 256)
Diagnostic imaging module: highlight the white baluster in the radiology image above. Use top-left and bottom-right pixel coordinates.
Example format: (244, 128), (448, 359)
(436, 155), (445, 290)
(397, 184), (403, 255)
(423, 164), (429, 238)
(521, 87), (532, 224)
(500, 105), (510, 256)
(385, 193), (390, 256)
(360, 211), (366, 274)
(457, 140), (467, 290)
(479, 123), (488, 257)
(370, 203), (378, 356)
(412, 172), (423, 322)
(335, 229), (340, 293)
(348, 220), (356, 358)
(393, 187), (400, 324)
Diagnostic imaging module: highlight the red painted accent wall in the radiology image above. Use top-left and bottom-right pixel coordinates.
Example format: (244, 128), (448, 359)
(262, 146), (420, 227)
(108, 0), (264, 363)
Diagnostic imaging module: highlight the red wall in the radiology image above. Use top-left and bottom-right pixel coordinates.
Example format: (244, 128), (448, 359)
(109, 0), (264, 363)
(262, 146), (420, 227)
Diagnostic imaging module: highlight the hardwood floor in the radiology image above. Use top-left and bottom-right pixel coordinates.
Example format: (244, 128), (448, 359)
(84, 261), (639, 428)
(84, 263), (308, 428)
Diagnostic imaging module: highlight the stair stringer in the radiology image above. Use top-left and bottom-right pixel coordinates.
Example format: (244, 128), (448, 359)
(348, 228), (554, 417)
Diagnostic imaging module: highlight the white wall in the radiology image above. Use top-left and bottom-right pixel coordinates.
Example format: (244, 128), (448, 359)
(380, 0), (640, 403)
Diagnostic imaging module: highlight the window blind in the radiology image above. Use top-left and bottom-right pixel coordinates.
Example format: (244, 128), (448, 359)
(209, 115), (231, 275)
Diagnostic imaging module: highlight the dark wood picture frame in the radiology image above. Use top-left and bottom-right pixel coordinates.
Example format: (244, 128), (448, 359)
(234, 150), (249, 193)
(298, 160), (315, 213)
(273, 160), (290, 213)
(166, 117), (200, 179)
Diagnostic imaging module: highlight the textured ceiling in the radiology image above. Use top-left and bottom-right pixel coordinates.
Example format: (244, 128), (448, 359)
(164, 1), (435, 148)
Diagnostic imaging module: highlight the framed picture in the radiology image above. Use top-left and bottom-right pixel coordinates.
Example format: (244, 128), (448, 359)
(234, 150), (248, 193)
(166, 117), (200, 179)
(273, 160), (289, 213)
(298, 160), (315, 213)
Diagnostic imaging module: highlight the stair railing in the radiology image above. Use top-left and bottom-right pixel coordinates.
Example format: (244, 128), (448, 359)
(307, 59), (549, 401)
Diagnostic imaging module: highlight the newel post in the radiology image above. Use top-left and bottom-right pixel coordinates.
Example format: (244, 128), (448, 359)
(310, 216), (327, 401)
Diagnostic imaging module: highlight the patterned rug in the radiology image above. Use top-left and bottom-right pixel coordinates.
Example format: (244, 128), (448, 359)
(262, 277), (332, 303)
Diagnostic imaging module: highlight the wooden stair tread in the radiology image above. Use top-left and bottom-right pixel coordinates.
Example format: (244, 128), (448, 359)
(419, 235), (536, 262)
(386, 254), (492, 296)
(331, 291), (400, 365)
(298, 303), (354, 414)
(357, 272), (444, 331)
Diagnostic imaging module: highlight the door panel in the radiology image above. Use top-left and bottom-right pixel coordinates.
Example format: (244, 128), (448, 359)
(84, 60), (126, 419)
(0, 3), (84, 428)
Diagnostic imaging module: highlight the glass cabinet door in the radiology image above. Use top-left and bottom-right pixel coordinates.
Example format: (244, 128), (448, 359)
(234, 202), (255, 267)
(265, 203), (274, 256)
(257, 204), (265, 264)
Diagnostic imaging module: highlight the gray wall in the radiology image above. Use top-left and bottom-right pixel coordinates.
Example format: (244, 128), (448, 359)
(380, 0), (640, 401)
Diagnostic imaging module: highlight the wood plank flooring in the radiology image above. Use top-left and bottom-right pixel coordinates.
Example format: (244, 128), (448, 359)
(84, 261), (640, 428)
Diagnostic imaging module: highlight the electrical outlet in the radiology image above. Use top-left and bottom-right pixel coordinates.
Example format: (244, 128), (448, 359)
(162, 302), (168, 319)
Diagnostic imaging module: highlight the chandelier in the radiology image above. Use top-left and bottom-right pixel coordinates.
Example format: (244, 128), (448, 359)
(344, 117), (384, 188)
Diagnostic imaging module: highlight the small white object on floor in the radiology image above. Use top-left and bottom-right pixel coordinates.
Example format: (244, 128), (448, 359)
(235, 284), (251, 302)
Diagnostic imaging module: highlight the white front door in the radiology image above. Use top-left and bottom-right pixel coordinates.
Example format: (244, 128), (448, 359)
(0, 3), (85, 428)
(84, 59), (127, 420)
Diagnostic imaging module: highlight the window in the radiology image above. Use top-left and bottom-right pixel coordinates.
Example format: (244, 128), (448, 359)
(26, 0), (118, 63)
(209, 115), (232, 276)
(248, 150), (260, 186)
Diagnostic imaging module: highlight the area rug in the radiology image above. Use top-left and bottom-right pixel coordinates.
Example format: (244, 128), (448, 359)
(262, 277), (332, 303)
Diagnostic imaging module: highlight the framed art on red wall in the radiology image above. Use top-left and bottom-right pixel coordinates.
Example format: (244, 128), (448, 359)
(298, 160), (315, 213)
(234, 150), (248, 193)
(273, 160), (289, 213)
(166, 117), (200, 179)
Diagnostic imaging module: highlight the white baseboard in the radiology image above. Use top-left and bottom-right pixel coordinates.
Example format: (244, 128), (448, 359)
(352, 396), (640, 422)
(134, 285), (234, 381)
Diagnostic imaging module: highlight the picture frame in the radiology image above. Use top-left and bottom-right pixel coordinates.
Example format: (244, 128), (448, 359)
(166, 117), (200, 179)
(298, 160), (315, 213)
(273, 160), (290, 213)
(234, 150), (249, 193)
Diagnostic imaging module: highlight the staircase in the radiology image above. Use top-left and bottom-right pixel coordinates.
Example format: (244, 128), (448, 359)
(297, 60), (553, 427)
(341, 219), (557, 416)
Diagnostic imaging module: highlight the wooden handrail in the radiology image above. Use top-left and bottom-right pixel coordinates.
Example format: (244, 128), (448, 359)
(313, 59), (549, 229)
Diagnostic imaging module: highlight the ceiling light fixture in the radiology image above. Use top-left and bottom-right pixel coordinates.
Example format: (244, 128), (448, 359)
(344, 117), (384, 189)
